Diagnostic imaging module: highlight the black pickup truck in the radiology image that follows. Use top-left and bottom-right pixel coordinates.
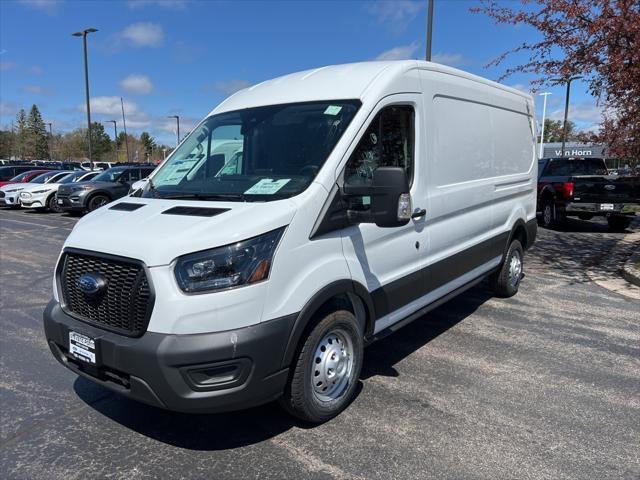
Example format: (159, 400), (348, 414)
(537, 157), (640, 231)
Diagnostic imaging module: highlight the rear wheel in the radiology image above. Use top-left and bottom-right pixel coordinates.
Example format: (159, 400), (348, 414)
(540, 199), (564, 229)
(279, 310), (363, 423)
(490, 239), (524, 298)
(47, 194), (63, 213)
(87, 194), (109, 212)
(607, 215), (631, 232)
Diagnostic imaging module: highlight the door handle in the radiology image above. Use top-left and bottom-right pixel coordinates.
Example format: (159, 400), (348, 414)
(411, 208), (426, 219)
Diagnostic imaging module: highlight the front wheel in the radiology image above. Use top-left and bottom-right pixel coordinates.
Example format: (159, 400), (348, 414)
(87, 194), (109, 212)
(490, 239), (524, 298)
(47, 194), (63, 213)
(279, 310), (363, 423)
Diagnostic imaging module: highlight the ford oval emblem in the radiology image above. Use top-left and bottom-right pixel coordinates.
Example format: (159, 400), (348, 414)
(604, 184), (615, 190)
(77, 272), (107, 296)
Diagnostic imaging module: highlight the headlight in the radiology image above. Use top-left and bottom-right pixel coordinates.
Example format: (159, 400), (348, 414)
(31, 189), (50, 194)
(174, 227), (285, 293)
(71, 185), (93, 191)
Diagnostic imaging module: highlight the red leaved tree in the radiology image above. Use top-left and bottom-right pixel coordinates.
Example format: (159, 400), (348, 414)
(471, 0), (640, 161)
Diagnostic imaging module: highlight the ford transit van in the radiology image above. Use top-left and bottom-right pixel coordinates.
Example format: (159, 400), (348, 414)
(44, 61), (537, 423)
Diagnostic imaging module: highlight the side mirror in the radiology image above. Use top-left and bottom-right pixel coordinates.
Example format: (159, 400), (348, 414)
(343, 166), (412, 228)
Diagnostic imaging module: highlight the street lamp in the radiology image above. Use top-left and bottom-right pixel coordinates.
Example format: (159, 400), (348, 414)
(167, 115), (180, 146)
(45, 122), (53, 161)
(552, 75), (583, 156)
(72, 27), (98, 170)
(104, 120), (117, 163)
(538, 92), (552, 159)
(425, 0), (434, 61)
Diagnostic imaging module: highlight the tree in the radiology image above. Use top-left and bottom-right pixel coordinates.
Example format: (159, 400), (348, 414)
(15, 109), (28, 159)
(539, 119), (578, 143)
(57, 130), (86, 160)
(26, 104), (49, 159)
(472, 0), (640, 160)
(0, 130), (14, 159)
(88, 122), (112, 160)
(139, 132), (156, 160)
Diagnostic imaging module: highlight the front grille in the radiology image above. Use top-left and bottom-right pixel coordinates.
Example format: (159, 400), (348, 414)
(56, 189), (70, 199)
(59, 251), (153, 337)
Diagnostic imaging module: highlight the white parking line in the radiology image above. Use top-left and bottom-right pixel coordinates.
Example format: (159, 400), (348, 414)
(0, 217), (75, 230)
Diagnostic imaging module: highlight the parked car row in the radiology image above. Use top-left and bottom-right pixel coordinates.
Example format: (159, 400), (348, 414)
(0, 165), (156, 214)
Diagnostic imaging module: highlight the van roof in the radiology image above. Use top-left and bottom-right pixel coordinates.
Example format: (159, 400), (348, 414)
(211, 60), (532, 115)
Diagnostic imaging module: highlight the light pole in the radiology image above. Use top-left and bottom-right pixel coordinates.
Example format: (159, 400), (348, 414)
(46, 122), (53, 160)
(120, 98), (131, 163)
(553, 75), (582, 156)
(72, 27), (98, 170)
(104, 120), (117, 163)
(538, 92), (552, 159)
(425, 0), (434, 61)
(167, 115), (180, 146)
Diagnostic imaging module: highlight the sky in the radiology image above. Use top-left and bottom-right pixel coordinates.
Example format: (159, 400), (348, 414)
(0, 0), (602, 146)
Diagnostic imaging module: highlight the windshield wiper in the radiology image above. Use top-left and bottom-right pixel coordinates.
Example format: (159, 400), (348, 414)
(160, 192), (247, 202)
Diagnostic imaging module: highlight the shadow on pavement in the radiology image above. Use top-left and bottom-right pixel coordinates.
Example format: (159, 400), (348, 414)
(75, 285), (494, 450)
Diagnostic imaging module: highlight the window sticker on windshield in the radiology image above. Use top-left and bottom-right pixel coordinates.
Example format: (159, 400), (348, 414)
(324, 105), (342, 116)
(245, 178), (290, 195)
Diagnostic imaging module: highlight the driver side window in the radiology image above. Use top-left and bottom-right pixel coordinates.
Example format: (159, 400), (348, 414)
(344, 105), (415, 187)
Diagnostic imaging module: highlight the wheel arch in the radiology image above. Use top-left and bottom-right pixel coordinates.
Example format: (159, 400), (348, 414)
(280, 280), (375, 369)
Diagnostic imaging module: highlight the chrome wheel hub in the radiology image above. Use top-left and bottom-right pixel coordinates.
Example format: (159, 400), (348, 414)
(311, 329), (354, 402)
(509, 250), (522, 288)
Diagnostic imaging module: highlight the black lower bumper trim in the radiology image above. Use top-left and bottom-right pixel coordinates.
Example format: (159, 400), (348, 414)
(44, 300), (297, 413)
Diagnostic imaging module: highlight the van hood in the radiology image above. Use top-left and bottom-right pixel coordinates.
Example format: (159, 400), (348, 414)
(64, 197), (297, 267)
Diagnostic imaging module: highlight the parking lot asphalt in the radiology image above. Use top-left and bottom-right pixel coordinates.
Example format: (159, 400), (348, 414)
(1, 208), (639, 480)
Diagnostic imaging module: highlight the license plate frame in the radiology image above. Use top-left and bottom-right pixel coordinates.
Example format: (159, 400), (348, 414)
(69, 331), (97, 364)
(600, 203), (614, 211)
(57, 199), (64, 205)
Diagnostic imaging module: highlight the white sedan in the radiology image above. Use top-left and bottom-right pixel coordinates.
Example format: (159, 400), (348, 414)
(1, 170), (71, 208)
(20, 170), (100, 212)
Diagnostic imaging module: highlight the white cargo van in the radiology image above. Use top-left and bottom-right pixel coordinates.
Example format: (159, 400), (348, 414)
(44, 61), (537, 423)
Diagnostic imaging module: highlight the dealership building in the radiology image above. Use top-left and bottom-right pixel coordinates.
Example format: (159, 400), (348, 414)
(536, 142), (628, 170)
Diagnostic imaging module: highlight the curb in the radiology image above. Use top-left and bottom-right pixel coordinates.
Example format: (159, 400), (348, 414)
(622, 248), (640, 288)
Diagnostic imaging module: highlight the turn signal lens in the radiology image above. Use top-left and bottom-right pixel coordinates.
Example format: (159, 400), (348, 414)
(397, 193), (412, 220)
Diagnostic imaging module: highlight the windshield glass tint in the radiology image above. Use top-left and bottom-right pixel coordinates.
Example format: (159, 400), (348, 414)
(94, 167), (125, 183)
(147, 100), (360, 201)
(546, 159), (608, 176)
(9, 171), (34, 182)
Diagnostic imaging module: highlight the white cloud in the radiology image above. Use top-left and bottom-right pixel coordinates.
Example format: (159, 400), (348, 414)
(367, 0), (423, 33)
(127, 0), (187, 9)
(0, 101), (19, 117)
(509, 83), (531, 95)
(121, 22), (164, 48)
(23, 85), (55, 96)
(548, 103), (603, 124)
(432, 52), (465, 67)
(374, 42), (420, 61)
(120, 74), (154, 95)
(205, 79), (252, 95)
(17, 0), (63, 14)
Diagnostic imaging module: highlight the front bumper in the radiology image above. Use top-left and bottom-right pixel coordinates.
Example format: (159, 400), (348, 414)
(0, 194), (20, 206)
(44, 300), (296, 413)
(57, 195), (85, 212)
(565, 202), (640, 215)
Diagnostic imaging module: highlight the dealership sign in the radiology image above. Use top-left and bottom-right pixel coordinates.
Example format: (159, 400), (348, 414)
(542, 144), (607, 158)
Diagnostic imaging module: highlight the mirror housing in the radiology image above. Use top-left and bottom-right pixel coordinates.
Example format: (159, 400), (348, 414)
(343, 167), (411, 228)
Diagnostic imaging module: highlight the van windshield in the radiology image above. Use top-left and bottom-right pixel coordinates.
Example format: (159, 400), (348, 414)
(145, 100), (360, 201)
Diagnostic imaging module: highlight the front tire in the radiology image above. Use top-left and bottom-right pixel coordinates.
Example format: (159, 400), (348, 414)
(87, 194), (109, 212)
(47, 194), (63, 213)
(490, 239), (524, 298)
(279, 310), (363, 423)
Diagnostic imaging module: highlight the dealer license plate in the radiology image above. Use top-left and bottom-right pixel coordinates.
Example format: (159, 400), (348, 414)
(600, 203), (614, 211)
(69, 331), (96, 364)
(57, 199), (63, 205)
